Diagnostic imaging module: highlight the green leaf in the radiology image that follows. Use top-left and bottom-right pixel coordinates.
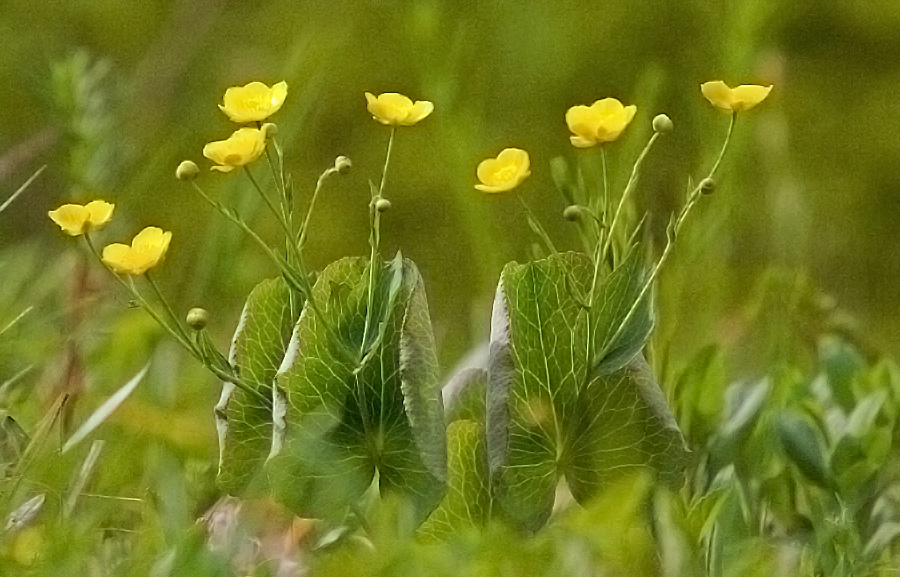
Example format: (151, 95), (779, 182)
(591, 248), (655, 375)
(269, 256), (446, 521)
(216, 277), (301, 494)
(63, 364), (148, 454)
(487, 252), (685, 530)
(418, 420), (490, 542)
(775, 411), (832, 489)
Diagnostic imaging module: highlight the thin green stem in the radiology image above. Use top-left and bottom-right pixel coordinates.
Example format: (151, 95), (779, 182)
(594, 114), (738, 368)
(360, 128), (395, 359)
(189, 182), (294, 279)
(83, 234), (267, 404)
(600, 132), (661, 267)
(264, 144), (294, 259)
(87, 234), (195, 358)
(144, 272), (194, 351)
(244, 166), (294, 245)
(298, 167), (338, 249)
(600, 146), (609, 224)
(516, 194), (558, 255)
(708, 113), (737, 178)
(377, 128), (396, 199)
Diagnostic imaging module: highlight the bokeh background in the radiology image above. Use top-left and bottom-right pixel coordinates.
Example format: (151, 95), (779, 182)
(1, 0), (899, 503)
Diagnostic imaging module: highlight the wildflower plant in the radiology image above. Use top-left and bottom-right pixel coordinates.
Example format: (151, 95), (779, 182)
(45, 78), (773, 546)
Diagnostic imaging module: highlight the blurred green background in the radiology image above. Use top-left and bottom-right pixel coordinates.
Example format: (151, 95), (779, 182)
(1, 0), (899, 471)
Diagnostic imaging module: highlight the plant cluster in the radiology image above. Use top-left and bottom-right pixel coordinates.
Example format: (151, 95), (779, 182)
(33, 77), (788, 574)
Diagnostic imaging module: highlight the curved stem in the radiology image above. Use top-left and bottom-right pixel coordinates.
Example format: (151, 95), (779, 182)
(516, 194), (558, 255)
(360, 128), (395, 358)
(595, 114), (738, 367)
(601, 132), (660, 264)
(298, 166), (338, 249)
(144, 272), (194, 349)
(244, 166), (295, 247)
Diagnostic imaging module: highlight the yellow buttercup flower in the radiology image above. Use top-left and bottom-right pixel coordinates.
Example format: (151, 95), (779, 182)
(101, 226), (172, 275)
(202, 127), (267, 173)
(565, 98), (637, 148)
(365, 92), (434, 126)
(475, 148), (531, 193)
(701, 81), (772, 112)
(219, 81), (287, 123)
(48, 200), (114, 236)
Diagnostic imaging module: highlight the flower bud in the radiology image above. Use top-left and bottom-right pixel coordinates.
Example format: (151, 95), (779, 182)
(335, 156), (352, 174)
(652, 113), (673, 134)
(563, 205), (582, 222)
(261, 122), (278, 137)
(699, 177), (716, 195)
(176, 160), (199, 181)
(375, 198), (392, 213)
(186, 307), (209, 330)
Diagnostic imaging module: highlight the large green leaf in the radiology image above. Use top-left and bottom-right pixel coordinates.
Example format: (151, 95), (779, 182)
(487, 251), (686, 530)
(268, 255), (447, 521)
(418, 420), (490, 542)
(215, 277), (301, 494)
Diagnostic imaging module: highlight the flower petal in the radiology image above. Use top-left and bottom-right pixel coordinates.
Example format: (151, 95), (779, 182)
(701, 81), (735, 111)
(84, 200), (114, 231)
(48, 204), (89, 236)
(731, 84), (772, 111)
(404, 100), (434, 125)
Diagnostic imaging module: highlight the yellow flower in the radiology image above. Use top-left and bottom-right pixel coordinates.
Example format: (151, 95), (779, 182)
(48, 200), (114, 236)
(202, 127), (267, 173)
(365, 92), (434, 126)
(565, 98), (637, 148)
(475, 148), (531, 193)
(700, 81), (772, 112)
(219, 81), (287, 123)
(101, 226), (172, 275)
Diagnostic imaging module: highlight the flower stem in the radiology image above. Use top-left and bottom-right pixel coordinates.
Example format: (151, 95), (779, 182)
(144, 272), (194, 351)
(594, 113), (738, 369)
(360, 128), (395, 359)
(83, 234), (267, 404)
(516, 194), (558, 255)
(189, 182), (293, 279)
(601, 133), (661, 266)
(297, 166), (338, 249)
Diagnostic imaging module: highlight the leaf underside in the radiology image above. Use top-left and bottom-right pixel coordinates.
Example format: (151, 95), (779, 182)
(418, 419), (490, 542)
(487, 251), (686, 530)
(216, 277), (301, 494)
(268, 255), (447, 522)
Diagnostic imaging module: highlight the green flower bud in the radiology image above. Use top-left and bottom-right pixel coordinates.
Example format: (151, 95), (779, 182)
(652, 114), (673, 133)
(700, 177), (716, 195)
(261, 122), (278, 137)
(375, 198), (392, 213)
(563, 205), (582, 222)
(335, 156), (352, 174)
(176, 160), (199, 181)
(186, 307), (209, 330)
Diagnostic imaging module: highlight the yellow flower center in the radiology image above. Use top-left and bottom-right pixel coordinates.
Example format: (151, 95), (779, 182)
(493, 164), (519, 183)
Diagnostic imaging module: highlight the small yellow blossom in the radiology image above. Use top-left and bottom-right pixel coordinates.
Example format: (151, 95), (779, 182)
(219, 81), (287, 123)
(48, 200), (114, 236)
(202, 127), (267, 173)
(565, 98), (637, 148)
(700, 81), (772, 112)
(365, 92), (434, 126)
(101, 226), (172, 275)
(475, 148), (531, 193)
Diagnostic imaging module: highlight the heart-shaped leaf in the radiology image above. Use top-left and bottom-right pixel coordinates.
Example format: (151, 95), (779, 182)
(268, 255), (446, 521)
(487, 251), (686, 530)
